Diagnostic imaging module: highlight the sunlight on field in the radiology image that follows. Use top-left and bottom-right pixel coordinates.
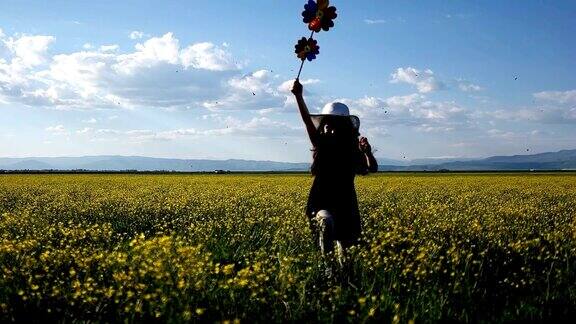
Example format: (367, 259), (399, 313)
(1, 173), (575, 322)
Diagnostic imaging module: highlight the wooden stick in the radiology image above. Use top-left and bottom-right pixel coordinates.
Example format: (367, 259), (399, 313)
(296, 59), (306, 80)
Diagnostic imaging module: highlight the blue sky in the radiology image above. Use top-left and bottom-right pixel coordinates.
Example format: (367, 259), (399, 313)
(1, 0), (575, 162)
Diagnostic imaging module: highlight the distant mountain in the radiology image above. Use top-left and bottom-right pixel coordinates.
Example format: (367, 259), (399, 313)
(410, 157), (478, 165)
(484, 150), (576, 163)
(2, 160), (54, 170)
(0, 156), (310, 172)
(390, 149), (576, 171)
(1, 149), (575, 172)
(375, 157), (409, 166)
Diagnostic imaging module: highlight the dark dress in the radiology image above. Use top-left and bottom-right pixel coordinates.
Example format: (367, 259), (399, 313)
(305, 144), (366, 244)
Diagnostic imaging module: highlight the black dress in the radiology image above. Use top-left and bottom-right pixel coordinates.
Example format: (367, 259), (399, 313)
(305, 145), (365, 244)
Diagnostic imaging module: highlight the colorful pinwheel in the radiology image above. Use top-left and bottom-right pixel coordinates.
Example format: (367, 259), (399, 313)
(302, 0), (338, 32)
(294, 0), (338, 79)
(295, 37), (320, 62)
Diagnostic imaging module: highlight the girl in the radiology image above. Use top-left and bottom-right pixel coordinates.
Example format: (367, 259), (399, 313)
(291, 79), (378, 259)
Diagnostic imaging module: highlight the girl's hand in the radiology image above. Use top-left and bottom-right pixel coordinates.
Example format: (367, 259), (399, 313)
(359, 137), (372, 153)
(291, 79), (303, 97)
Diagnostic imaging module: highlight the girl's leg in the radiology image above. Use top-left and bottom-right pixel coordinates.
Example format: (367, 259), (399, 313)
(312, 210), (335, 256)
(335, 238), (360, 268)
(335, 240), (345, 268)
(334, 239), (360, 287)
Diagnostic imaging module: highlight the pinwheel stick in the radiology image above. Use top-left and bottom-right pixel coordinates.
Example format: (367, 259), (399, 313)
(296, 60), (306, 80)
(296, 30), (315, 80)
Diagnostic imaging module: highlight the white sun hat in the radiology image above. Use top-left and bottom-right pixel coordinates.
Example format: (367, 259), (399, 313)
(310, 102), (360, 131)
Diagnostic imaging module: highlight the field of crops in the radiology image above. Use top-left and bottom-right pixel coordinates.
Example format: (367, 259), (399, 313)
(1, 173), (575, 322)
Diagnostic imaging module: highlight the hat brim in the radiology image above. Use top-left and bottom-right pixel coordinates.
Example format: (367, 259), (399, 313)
(310, 114), (360, 131)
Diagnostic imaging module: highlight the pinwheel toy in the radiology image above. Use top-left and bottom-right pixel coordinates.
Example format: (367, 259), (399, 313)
(302, 0), (338, 33)
(295, 37), (320, 62)
(294, 0), (338, 79)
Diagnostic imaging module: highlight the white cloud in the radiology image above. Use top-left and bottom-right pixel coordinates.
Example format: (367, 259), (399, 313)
(113, 33), (181, 74)
(488, 89), (576, 124)
(46, 125), (65, 132)
(488, 107), (576, 124)
(530, 129), (554, 137)
(45, 124), (69, 135)
(487, 129), (517, 140)
(228, 70), (271, 92)
(3, 34), (55, 67)
(129, 31), (145, 40)
(180, 42), (238, 71)
(276, 78), (321, 109)
(76, 116), (302, 143)
(82, 43), (93, 50)
(384, 94), (467, 126)
(77, 127), (93, 134)
(95, 128), (120, 135)
(390, 67), (445, 93)
(335, 93), (469, 132)
(200, 116), (302, 139)
(82, 117), (97, 124)
(364, 126), (390, 138)
(277, 78), (320, 93)
(201, 70), (287, 111)
(384, 93), (423, 107)
(0, 31), (244, 110)
(450, 142), (473, 148)
(99, 44), (119, 52)
(457, 80), (483, 92)
(0, 30), (313, 115)
(533, 90), (576, 104)
(415, 125), (455, 133)
(364, 19), (386, 24)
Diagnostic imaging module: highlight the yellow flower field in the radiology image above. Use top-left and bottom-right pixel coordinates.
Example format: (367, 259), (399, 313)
(1, 173), (575, 322)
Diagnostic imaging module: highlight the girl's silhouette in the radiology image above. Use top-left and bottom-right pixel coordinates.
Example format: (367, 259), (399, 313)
(291, 79), (378, 259)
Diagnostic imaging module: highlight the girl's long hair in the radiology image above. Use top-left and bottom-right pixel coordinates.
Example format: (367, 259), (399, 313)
(311, 117), (360, 176)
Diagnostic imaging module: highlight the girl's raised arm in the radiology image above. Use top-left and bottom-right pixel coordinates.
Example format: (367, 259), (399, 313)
(291, 79), (318, 147)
